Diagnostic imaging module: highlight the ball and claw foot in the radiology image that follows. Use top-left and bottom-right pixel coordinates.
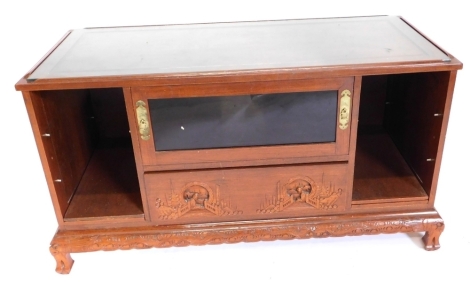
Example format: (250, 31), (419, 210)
(50, 248), (74, 274)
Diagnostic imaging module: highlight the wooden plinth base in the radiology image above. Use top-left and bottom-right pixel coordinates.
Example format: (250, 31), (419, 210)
(50, 209), (444, 274)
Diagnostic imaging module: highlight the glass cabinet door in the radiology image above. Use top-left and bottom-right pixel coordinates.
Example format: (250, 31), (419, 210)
(131, 77), (354, 170)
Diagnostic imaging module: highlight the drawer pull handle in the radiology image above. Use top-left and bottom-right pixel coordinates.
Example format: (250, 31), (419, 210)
(136, 100), (150, 140)
(339, 89), (351, 130)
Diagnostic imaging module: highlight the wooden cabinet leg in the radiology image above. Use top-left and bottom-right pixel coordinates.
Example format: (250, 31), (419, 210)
(422, 231), (441, 251)
(422, 222), (444, 251)
(50, 246), (74, 274)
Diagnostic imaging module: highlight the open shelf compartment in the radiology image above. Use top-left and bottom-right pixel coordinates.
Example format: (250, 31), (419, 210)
(64, 146), (143, 221)
(353, 130), (428, 204)
(30, 88), (144, 221)
(352, 72), (451, 205)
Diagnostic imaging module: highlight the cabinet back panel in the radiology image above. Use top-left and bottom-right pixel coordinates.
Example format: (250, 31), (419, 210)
(89, 88), (131, 147)
(357, 75), (388, 132)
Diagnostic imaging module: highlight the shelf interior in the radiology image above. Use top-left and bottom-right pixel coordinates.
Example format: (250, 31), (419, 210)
(352, 130), (428, 205)
(32, 87), (145, 221)
(351, 72), (450, 205)
(64, 145), (144, 221)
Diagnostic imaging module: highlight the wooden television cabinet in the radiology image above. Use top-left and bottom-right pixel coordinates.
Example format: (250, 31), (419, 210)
(15, 16), (462, 274)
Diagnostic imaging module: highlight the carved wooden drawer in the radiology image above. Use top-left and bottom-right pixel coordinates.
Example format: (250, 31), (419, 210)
(144, 163), (349, 225)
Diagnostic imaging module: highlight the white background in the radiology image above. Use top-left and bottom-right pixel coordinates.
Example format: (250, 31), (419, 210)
(1, 1), (469, 281)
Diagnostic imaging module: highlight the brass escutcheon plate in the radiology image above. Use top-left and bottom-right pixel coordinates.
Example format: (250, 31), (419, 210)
(339, 89), (351, 130)
(136, 100), (150, 140)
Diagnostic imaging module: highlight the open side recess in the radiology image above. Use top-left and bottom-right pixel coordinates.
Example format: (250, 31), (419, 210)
(352, 72), (450, 205)
(28, 88), (144, 221)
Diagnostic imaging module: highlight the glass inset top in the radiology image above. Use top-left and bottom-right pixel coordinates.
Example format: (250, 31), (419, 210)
(28, 16), (450, 80)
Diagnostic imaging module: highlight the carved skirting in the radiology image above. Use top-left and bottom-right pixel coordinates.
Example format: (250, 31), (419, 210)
(50, 210), (444, 273)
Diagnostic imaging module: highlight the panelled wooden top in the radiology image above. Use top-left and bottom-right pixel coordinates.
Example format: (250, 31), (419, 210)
(17, 16), (461, 91)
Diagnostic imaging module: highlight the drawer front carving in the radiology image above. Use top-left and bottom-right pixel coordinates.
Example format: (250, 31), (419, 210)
(257, 176), (343, 214)
(154, 182), (243, 220)
(145, 163), (349, 224)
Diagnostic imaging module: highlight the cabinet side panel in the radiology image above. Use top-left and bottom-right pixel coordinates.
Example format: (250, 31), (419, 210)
(385, 71), (451, 197)
(23, 91), (67, 220)
(429, 70), (457, 204)
(41, 89), (95, 205)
